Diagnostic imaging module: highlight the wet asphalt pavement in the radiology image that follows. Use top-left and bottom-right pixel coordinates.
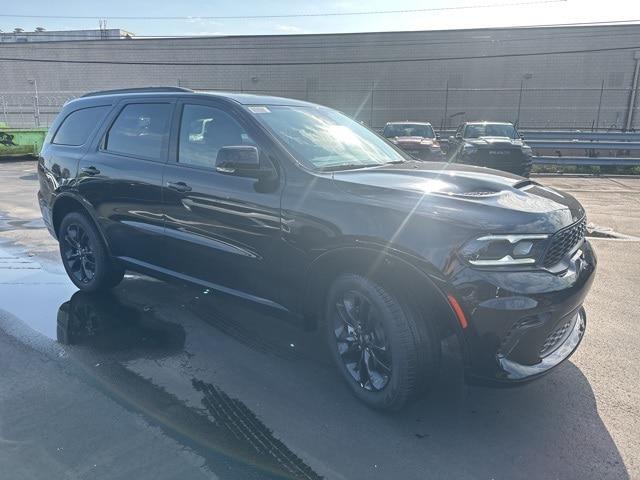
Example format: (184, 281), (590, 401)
(1, 160), (638, 479)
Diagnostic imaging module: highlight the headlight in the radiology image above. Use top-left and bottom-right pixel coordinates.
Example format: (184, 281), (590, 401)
(459, 234), (549, 266)
(462, 144), (478, 155)
(521, 145), (533, 156)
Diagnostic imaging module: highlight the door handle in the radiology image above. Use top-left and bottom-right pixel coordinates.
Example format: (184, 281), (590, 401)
(167, 181), (192, 193)
(80, 166), (100, 176)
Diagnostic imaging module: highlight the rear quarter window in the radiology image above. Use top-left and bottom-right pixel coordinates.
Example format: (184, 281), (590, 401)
(103, 103), (173, 161)
(52, 105), (111, 146)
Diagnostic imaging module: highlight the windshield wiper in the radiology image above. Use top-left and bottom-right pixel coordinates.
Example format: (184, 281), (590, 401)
(318, 163), (382, 171)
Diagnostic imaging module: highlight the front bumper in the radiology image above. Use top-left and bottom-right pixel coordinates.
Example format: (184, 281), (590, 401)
(495, 306), (586, 382)
(459, 149), (532, 176)
(450, 239), (596, 385)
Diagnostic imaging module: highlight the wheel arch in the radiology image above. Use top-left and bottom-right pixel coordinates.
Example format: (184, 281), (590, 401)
(51, 193), (112, 253)
(302, 246), (469, 359)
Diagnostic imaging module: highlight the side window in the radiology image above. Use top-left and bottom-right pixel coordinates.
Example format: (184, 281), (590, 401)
(178, 104), (255, 169)
(52, 106), (111, 146)
(104, 103), (172, 161)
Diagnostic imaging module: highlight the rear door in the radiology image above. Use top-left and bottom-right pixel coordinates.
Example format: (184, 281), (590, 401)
(77, 97), (175, 267)
(162, 99), (284, 304)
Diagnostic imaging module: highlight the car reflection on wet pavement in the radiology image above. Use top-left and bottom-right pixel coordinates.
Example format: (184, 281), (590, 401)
(56, 289), (322, 480)
(0, 238), (629, 480)
(57, 291), (187, 356)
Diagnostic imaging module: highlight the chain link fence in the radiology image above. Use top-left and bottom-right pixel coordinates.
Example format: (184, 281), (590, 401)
(0, 92), (83, 128)
(1, 86), (638, 132)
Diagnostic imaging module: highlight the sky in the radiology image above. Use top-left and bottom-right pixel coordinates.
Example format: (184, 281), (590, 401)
(0, 0), (639, 37)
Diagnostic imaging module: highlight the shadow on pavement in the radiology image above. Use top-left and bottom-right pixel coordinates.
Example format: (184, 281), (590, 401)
(51, 276), (628, 480)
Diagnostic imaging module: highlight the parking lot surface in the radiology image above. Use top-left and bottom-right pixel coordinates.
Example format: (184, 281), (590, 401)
(0, 159), (638, 479)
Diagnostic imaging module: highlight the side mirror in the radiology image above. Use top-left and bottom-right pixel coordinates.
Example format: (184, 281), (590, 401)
(435, 133), (441, 140)
(215, 146), (261, 176)
(455, 132), (463, 139)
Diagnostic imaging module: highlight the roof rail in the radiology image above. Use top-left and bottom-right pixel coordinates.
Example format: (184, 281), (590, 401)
(81, 86), (193, 98)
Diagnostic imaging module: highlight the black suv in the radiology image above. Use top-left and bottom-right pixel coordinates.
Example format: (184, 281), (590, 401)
(447, 121), (533, 177)
(38, 88), (595, 410)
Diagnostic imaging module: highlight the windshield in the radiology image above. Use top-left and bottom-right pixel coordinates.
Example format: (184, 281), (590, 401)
(248, 105), (406, 170)
(383, 123), (435, 138)
(464, 124), (518, 139)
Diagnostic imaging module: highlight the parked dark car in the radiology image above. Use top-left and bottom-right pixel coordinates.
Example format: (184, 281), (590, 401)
(38, 88), (595, 410)
(382, 121), (443, 160)
(447, 121), (533, 177)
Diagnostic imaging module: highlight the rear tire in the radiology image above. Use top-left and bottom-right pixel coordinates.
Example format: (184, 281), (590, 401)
(325, 274), (440, 411)
(58, 212), (124, 292)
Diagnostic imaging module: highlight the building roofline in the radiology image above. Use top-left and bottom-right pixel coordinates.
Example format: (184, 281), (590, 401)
(1, 22), (638, 46)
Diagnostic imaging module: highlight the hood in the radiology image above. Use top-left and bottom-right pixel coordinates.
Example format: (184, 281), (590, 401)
(466, 136), (524, 147)
(330, 161), (584, 232)
(390, 136), (434, 144)
(390, 136), (438, 150)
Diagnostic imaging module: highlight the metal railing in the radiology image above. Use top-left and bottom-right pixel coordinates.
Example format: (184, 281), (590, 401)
(436, 130), (640, 167)
(526, 132), (640, 167)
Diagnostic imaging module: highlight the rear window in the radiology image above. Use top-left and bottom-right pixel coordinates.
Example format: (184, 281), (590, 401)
(52, 106), (111, 146)
(104, 103), (173, 161)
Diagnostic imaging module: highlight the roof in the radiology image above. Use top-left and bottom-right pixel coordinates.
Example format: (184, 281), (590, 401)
(199, 91), (315, 107)
(75, 87), (315, 107)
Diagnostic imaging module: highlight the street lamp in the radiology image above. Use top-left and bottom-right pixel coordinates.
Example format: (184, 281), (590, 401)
(28, 79), (40, 127)
(516, 73), (533, 128)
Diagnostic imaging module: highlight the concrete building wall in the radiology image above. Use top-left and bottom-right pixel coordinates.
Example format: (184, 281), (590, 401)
(0, 29), (131, 43)
(1, 24), (639, 129)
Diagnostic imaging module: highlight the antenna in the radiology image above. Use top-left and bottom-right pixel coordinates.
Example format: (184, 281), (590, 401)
(99, 18), (108, 39)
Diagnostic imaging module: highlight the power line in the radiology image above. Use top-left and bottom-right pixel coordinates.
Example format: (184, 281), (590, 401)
(0, 44), (638, 66)
(0, 0), (566, 20)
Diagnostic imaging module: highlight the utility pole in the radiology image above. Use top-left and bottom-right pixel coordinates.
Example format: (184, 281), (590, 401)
(595, 78), (605, 131)
(516, 78), (524, 127)
(625, 52), (640, 131)
(516, 73), (533, 127)
(442, 81), (449, 130)
(1, 96), (8, 125)
(28, 79), (40, 128)
(369, 81), (375, 127)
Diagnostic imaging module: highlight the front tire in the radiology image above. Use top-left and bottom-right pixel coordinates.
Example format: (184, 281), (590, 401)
(58, 212), (124, 292)
(325, 274), (440, 411)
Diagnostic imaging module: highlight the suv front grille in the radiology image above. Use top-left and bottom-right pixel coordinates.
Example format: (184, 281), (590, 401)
(543, 217), (587, 268)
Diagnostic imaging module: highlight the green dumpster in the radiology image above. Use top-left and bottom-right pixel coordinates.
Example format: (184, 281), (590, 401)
(0, 123), (48, 159)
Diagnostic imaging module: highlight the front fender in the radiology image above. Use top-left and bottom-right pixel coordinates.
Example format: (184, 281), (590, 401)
(302, 243), (471, 366)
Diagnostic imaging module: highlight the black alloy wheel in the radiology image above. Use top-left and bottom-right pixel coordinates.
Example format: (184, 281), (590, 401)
(62, 222), (96, 284)
(59, 212), (125, 292)
(325, 274), (440, 411)
(333, 290), (392, 391)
